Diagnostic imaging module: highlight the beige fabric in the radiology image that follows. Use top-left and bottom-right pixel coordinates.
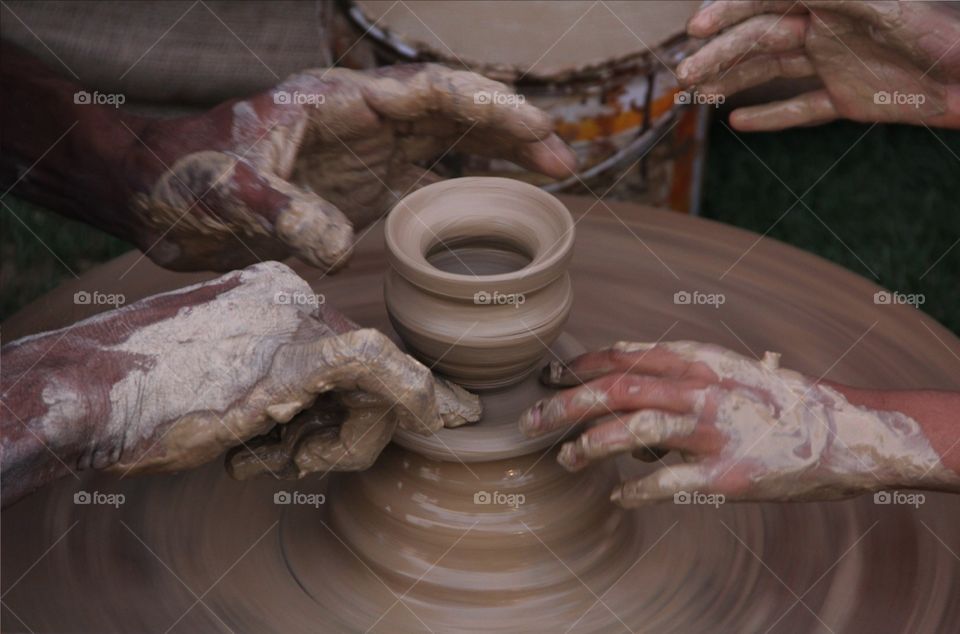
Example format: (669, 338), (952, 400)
(356, 0), (698, 77)
(1, 0), (354, 105)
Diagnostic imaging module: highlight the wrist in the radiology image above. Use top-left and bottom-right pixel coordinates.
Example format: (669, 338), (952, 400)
(824, 384), (960, 491)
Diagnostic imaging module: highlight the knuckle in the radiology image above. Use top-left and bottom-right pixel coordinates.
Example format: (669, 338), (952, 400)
(626, 413), (656, 442)
(608, 374), (648, 402)
(351, 328), (391, 361)
(167, 151), (237, 202)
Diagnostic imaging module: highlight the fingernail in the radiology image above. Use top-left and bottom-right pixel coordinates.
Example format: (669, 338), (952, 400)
(518, 401), (544, 436)
(557, 442), (577, 469)
(540, 361), (566, 385)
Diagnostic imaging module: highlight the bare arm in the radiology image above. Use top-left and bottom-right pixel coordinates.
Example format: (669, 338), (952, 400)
(830, 383), (960, 483)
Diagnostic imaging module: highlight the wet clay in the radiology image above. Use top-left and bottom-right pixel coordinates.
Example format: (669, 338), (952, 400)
(385, 178), (578, 462)
(282, 444), (644, 631)
(384, 177), (574, 390)
(2, 198), (960, 632)
(295, 180), (638, 631)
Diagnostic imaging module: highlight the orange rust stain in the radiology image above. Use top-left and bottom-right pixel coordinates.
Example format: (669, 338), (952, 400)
(668, 107), (702, 213)
(553, 89), (685, 143)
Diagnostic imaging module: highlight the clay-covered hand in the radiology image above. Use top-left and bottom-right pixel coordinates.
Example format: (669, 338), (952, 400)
(0, 262), (480, 504)
(677, 1), (960, 130)
(519, 341), (958, 507)
(130, 63), (577, 271)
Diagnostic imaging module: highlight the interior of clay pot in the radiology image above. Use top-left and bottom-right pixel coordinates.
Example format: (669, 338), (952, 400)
(385, 177), (574, 299)
(425, 237), (533, 276)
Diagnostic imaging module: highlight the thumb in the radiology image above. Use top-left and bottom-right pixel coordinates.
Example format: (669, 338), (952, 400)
(224, 157), (355, 271)
(266, 175), (355, 272)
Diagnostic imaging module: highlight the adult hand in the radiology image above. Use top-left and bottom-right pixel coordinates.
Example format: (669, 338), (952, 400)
(519, 341), (960, 507)
(2, 44), (577, 272)
(677, 1), (960, 130)
(128, 63), (577, 271)
(0, 261), (481, 505)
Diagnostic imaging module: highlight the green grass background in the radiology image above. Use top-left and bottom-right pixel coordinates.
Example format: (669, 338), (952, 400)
(2, 118), (958, 334)
(701, 120), (959, 335)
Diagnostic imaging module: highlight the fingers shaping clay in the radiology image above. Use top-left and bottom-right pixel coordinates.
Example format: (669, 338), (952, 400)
(3, 196), (959, 632)
(285, 178), (650, 630)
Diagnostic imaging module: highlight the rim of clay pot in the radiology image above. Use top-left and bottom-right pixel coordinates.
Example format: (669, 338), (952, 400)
(385, 177), (574, 301)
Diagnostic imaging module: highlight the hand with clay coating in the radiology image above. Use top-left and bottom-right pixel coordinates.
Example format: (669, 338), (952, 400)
(1, 43), (577, 273)
(0, 262), (480, 507)
(519, 341), (960, 507)
(677, 1), (960, 130)
(130, 64), (577, 271)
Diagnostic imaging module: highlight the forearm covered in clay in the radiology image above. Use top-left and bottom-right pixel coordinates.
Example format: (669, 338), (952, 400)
(0, 337), (99, 504)
(650, 342), (960, 499)
(1, 262), (481, 506)
(828, 384), (960, 491)
(0, 263), (318, 505)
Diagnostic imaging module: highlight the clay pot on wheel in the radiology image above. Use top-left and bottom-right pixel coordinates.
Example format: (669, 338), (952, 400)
(384, 177), (574, 389)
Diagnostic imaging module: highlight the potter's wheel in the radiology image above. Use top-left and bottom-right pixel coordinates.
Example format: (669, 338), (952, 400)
(3, 197), (959, 632)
